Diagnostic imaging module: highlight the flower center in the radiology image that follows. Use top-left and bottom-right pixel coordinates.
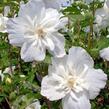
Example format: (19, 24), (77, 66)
(35, 27), (46, 38)
(67, 77), (76, 89)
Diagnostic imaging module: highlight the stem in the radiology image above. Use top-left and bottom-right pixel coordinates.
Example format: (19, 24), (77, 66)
(91, 0), (95, 38)
(68, 16), (70, 29)
(18, 49), (23, 73)
(88, 0), (95, 48)
(88, 31), (91, 49)
(77, 20), (81, 38)
(7, 34), (13, 73)
(44, 97), (52, 109)
(5, 98), (11, 109)
(92, 0), (95, 17)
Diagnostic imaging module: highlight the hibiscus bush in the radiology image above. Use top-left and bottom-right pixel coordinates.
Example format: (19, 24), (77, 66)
(0, 0), (109, 109)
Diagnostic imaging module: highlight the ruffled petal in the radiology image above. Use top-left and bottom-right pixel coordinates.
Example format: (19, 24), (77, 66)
(18, 0), (45, 19)
(62, 94), (91, 109)
(85, 68), (107, 99)
(41, 75), (66, 101)
(67, 47), (94, 75)
(48, 32), (66, 58)
(41, 9), (67, 32)
(8, 34), (27, 47)
(21, 40), (46, 62)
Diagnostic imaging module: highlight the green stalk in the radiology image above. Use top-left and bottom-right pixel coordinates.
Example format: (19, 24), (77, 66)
(88, 0), (95, 49)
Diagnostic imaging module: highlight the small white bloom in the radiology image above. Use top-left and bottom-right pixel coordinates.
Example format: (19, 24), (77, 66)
(3, 66), (15, 75)
(20, 75), (26, 78)
(26, 100), (41, 109)
(0, 66), (15, 81)
(41, 46), (107, 109)
(0, 14), (8, 33)
(7, 0), (67, 62)
(100, 47), (109, 61)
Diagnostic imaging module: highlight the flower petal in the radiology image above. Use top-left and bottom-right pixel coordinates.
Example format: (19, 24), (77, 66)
(18, 0), (45, 19)
(67, 47), (94, 75)
(41, 75), (66, 101)
(41, 9), (67, 32)
(62, 94), (91, 109)
(41, 9), (60, 32)
(52, 55), (67, 64)
(85, 69), (107, 99)
(7, 16), (35, 47)
(21, 40), (45, 62)
(48, 32), (66, 58)
(100, 47), (109, 61)
(42, 37), (55, 51)
(8, 34), (27, 47)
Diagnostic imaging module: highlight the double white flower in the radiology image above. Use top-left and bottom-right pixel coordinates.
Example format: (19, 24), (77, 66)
(7, 0), (67, 62)
(41, 46), (107, 109)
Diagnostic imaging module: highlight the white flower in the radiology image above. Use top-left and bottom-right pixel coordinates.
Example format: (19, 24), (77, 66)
(7, 0), (67, 62)
(26, 100), (41, 109)
(94, 0), (109, 30)
(95, 9), (109, 29)
(0, 14), (8, 33)
(100, 47), (109, 61)
(41, 46), (107, 109)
